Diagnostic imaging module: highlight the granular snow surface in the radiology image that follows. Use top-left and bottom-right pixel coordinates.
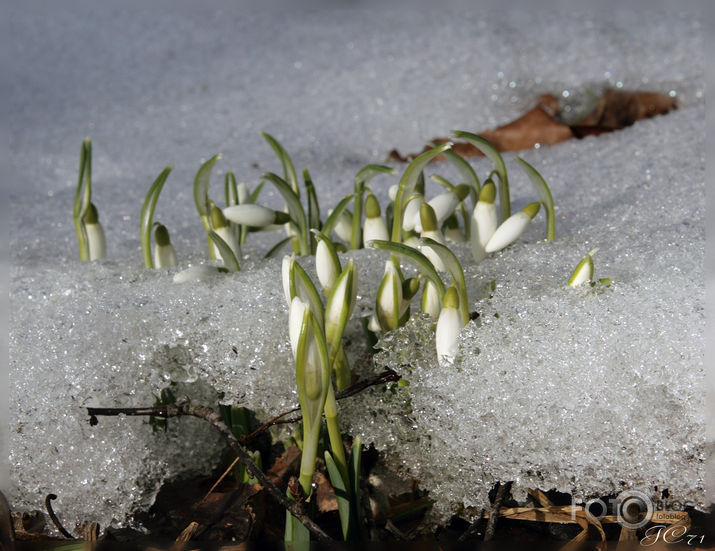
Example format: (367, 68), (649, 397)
(5, 0), (709, 529)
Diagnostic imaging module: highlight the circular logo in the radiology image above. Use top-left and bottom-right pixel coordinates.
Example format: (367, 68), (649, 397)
(615, 490), (654, 529)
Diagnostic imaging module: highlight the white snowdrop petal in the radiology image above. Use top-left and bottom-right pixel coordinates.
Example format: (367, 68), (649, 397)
(153, 244), (178, 268)
(316, 240), (338, 292)
(223, 204), (276, 227)
(86, 223), (106, 261)
(484, 212), (532, 253)
(436, 307), (461, 366)
(363, 216), (389, 244)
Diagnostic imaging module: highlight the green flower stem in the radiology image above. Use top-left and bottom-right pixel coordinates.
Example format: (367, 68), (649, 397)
(262, 172), (310, 255)
(350, 181), (364, 249)
(323, 386), (349, 485)
(514, 157), (556, 240)
(452, 131), (510, 221)
(193, 154), (221, 259)
(140, 166), (172, 269)
(73, 139), (92, 261)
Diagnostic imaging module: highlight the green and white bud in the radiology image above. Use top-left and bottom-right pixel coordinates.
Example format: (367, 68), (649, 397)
(414, 184), (470, 233)
(85, 203), (106, 260)
(173, 264), (221, 283)
(419, 202), (447, 272)
(325, 260), (357, 353)
(443, 214), (463, 243)
(367, 313), (382, 333)
(402, 196), (422, 232)
(223, 204), (290, 227)
(152, 223), (177, 268)
(470, 181), (498, 262)
(435, 286), (461, 366)
(421, 279), (441, 318)
(289, 296), (308, 359)
(376, 260), (402, 331)
(568, 248), (598, 287)
(485, 202), (540, 253)
(388, 184), (399, 202)
(363, 193), (389, 245)
(237, 182), (250, 204)
(210, 205), (240, 261)
(283, 255), (324, 327)
(315, 239), (341, 293)
(330, 208), (353, 242)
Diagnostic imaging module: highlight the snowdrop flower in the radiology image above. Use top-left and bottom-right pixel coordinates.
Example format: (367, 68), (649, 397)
(470, 181), (498, 263)
(289, 296), (308, 359)
(485, 202), (541, 253)
(84, 203), (106, 260)
(388, 184), (399, 202)
(315, 239), (340, 293)
(568, 248), (598, 287)
(223, 204), (290, 228)
(435, 286), (461, 366)
(421, 279), (441, 318)
(376, 260), (402, 331)
(329, 208), (353, 242)
(362, 193), (389, 245)
(402, 195), (422, 232)
(173, 264), (222, 283)
(443, 214), (463, 243)
(209, 205), (240, 262)
(418, 202), (447, 272)
(152, 223), (177, 268)
(414, 184), (470, 233)
(282, 255), (324, 327)
(325, 260), (357, 375)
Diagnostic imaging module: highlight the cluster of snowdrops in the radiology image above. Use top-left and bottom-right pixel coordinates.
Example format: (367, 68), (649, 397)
(72, 132), (598, 543)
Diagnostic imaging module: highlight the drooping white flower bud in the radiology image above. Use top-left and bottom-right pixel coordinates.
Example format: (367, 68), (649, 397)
(376, 260), (402, 331)
(414, 184), (470, 233)
(85, 203), (106, 261)
(418, 202), (447, 272)
(435, 286), (461, 366)
(173, 264), (221, 283)
(152, 223), (178, 268)
(315, 239), (340, 293)
(568, 248), (598, 287)
(363, 193), (389, 245)
(421, 279), (441, 318)
(485, 202), (540, 253)
(402, 196), (422, 232)
(470, 181), (498, 263)
(388, 184), (399, 202)
(329, 208), (353, 242)
(223, 204), (290, 227)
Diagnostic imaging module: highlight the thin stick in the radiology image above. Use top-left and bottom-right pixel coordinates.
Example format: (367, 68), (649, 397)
(456, 508), (486, 543)
(88, 398), (332, 543)
(45, 494), (75, 539)
(484, 481), (511, 542)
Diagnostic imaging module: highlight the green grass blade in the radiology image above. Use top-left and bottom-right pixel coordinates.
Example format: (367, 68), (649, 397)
(261, 132), (299, 196)
(140, 166), (172, 269)
(370, 240), (446, 298)
(265, 236), (294, 258)
(349, 436), (364, 539)
(249, 180), (265, 203)
(208, 230), (240, 272)
(193, 154), (221, 231)
(514, 157), (556, 240)
(350, 181), (364, 250)
(225, 171), (238, 207)
(322, 194), (354, 239)
(419, 237), (469, 325)
(325, 450), (351, 540)
(452, 131), (509, 220)
(355, 163), (396, 185)
(392, 143), (452, 242)
(73, 139), (92, 261)
(262, 172), (309, 255)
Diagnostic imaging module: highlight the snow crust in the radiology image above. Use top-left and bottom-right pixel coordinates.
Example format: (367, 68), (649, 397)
(6, 0), (708, 530)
